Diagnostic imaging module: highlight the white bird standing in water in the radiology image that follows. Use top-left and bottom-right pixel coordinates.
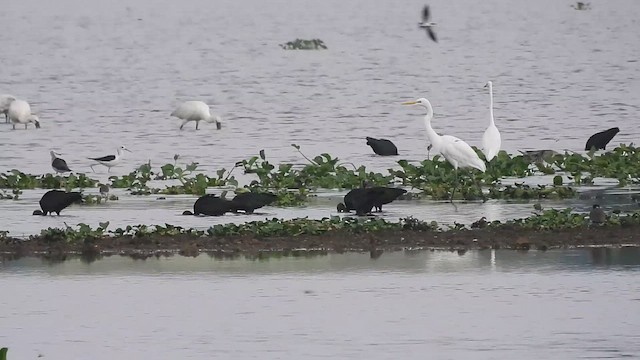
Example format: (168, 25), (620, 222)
(482, 81), (501, 161)
(8, 99), (40, 129)
(418, 5), (438, 42)
(171, 101), (222, 130)
(88, 145), (131, 173)
(1, 94), (16, 123)
(402, 98), (485, 204)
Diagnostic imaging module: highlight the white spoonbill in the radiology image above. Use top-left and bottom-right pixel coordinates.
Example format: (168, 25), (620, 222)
(482, 81), (501, 161)
(402, 97), (485, 204)
(88, 145), (131, 173)
(171, 101), (222, 130)
(8, 99), (40, 129)
(1, 94), (16, 123)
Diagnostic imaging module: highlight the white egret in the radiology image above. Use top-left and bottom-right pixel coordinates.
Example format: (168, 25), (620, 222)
(418, 5), (438, 42)
(8, 99), (40, 129)
(402, 98), (486, 204)
(88, 145), (131, 173)
(482, 81), (501, 161)
(1, 94), (16, 123)
(171, 101), (222, 130)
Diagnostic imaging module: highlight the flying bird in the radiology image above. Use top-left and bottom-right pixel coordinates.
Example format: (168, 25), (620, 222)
(171, 101), (222, 130)
(366, 137), (398, 156)
(88, 145), (131, 173)
(585, 127), (619, 151)
(418, 5), (438, 42)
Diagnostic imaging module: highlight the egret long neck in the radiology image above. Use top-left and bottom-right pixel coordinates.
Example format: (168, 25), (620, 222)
(488, 85), (495, 126)
(422, 101), (442, 147)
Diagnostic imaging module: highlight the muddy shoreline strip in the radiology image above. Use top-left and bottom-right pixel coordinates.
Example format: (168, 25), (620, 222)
(2, 225), (640, 260)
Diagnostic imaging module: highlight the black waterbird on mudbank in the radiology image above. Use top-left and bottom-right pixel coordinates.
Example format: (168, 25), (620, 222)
(33, 190), (83, 216)
(230, 192), (277, 214)
(184, 192), (277, 216)
(366, 137), (398, 156)
(585, 127), (619, 151)
(337, 184), (407, 215)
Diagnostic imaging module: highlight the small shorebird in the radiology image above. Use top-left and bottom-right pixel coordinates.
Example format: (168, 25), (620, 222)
(99, 183), (110, 200)
(418, 5), (438, 42)
(50, 151), (72, 174)
(88, 145), (131, 173)
(589, 204), (606, 225)
(171, 101), (222, 130)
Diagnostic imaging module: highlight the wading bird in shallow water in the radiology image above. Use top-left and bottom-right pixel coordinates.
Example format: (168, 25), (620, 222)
(8, 99), (40, 129)
(0, 94), (16, 123)
(418, 5), (437, 42)
(171, 101), (222, 130)
(366, 137), (398, 156)
(50, 151), (72, 174)
(482, 81), (501, 161)
(88, 145), (131, 173)
(585, 127), (619, 151)
(402, 98), (486, 208)
(589, 204), (606, 225)
(32, 190), (83, 216)
(337, 182), (406, 215)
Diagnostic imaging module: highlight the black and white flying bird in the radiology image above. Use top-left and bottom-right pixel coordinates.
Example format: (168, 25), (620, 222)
(418, 5), (438, 42)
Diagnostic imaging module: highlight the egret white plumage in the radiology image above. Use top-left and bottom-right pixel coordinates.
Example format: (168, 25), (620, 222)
(8, 99), (40, 129)
(0, 94), (16, 123)
(171, 101), (222, 130)
(482, 81), (501, 161)
(418, 5), (438, 42)
(88, 145), (131, 173)
(402, 98), (485, 205)
(50, 151), (72, 173)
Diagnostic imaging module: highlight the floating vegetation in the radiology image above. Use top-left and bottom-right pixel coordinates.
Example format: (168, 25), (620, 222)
(0, 171), (97, 192)
(280, 38), (327, 50)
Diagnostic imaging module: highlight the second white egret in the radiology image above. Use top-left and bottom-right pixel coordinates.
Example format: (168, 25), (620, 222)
(482, 81), (501, 161)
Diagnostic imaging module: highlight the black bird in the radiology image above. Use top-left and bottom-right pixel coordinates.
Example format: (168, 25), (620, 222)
(337, 185), (406, 215)
(50, 151), (72, 173)
(183, 194), (233, 216)
(366, 137), (398, 156)
(589, 204), (606, 225)
(418, 5), (437, 42)
(585, 127), (619, 151)
(229, 192), (278, 214)
(33, 190), (83, 216)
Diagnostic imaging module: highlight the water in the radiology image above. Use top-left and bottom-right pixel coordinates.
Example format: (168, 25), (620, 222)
(2, 0), (640, 235)
(2, 248), (640, 359)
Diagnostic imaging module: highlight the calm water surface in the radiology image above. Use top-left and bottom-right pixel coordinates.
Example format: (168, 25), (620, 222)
(1, 0), (640, 233)
(2, 249), (640, 359)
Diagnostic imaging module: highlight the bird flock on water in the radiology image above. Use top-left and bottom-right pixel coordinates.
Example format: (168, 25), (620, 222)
(4, 4), (620, 219)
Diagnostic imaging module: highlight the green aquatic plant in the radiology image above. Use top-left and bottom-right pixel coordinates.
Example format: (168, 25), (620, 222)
(0, 170), (98, 190)
(0, 347), (7, 360)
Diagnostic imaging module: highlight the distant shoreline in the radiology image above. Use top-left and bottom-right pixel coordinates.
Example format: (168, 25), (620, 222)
(2, 225), (640, 261)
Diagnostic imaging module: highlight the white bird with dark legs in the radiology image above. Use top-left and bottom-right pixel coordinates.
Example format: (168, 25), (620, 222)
(50, 151), (72, 173)
(1, 94), (16, 123)
(171, 101), (222, 130)
(88, 145), (131, 173)
(482, 81), (501, 161)
(8, 99), (40, 129)
(402, 98), (486, 207)
(418, 5), (438, 42)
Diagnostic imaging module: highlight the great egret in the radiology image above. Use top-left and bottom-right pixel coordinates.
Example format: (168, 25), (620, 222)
(418, 5), (438, 42)
(366, 137), (398, 156)
(482, 81), (501, 161)
(585, 127), (619, 151)
(88, 145), (131, 173)
(50, 151), (72, 173)
(171, 101), (222, 130)
(402, 98), (486, 204)
(8, 99), (40, 129)
(0, 94), (16, 123)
